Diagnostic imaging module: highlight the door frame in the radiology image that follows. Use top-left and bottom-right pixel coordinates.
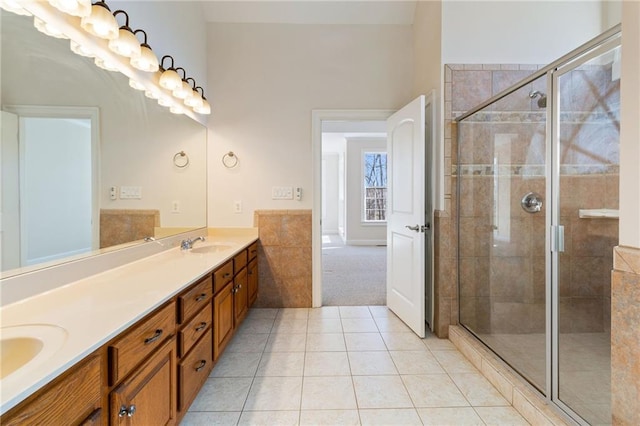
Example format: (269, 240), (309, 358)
(311, 110), (394, 307)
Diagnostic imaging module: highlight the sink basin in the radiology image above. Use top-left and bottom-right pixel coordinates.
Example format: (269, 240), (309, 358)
(190, 244), (232, 254)
(0, 325), (67, 380)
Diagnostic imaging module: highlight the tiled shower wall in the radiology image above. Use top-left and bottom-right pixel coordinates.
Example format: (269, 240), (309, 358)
(611, 246), (640, 424)
(253, 210), (312, 308)
(439, 63), (619, 337)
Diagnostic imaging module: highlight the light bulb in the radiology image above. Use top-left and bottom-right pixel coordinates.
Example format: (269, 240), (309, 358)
(108, 27), (141, 58)
(130, 45), (158, 72)
(81, 2), (118, 40)
(157, 96), (173, 107)
(159, 68), (182, 91)
(144, 87), (161, 100)
(94, 56), (119, 72)
(184, 90), (203, 108)
(170, 104), (184, 115)
(48, 0), (91, 17)
(0, 0), (32, 16)
(70, 40), (94, 57)
(194, 98), (211, 115)
(129, 79), (146, 91)
(34, 17), (68, 39)
(173, 80), (191, 99)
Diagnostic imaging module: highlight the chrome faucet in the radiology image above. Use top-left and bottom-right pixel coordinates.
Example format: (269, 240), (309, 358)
(180, 236), (206, 250)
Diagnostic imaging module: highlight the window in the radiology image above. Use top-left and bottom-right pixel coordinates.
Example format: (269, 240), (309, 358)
(363, 152), (387, 222)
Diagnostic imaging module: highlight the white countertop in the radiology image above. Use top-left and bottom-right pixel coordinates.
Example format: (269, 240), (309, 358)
(0, 228), (258, 415)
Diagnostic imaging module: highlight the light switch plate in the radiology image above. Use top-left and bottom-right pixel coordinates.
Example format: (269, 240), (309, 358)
(272, 186), (293, 200)
(120, 186), (142, 199)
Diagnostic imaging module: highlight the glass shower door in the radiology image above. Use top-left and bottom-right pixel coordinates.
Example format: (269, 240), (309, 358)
(553, 40), (620, 425)
(458, 74), (549, 393)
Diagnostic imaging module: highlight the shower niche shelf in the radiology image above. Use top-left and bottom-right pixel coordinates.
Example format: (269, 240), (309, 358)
(578, 209), (619, 219)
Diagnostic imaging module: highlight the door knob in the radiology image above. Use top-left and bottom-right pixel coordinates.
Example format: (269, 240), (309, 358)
(405, 225), (420, 232)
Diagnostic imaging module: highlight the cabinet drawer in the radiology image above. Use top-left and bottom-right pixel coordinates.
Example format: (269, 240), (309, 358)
(178, 328), (213, 412)
(248, 241), (258, 260)
(178, 275), (213, 324)
(233, 250), (247, 273)
(1, 354), (101, 426)
(213, 260), (234, 294)
(109, 301), (176, 385)
(178, 303), (212, 357)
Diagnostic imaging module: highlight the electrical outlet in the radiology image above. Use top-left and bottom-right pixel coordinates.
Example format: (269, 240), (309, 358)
(171, 200), (181, 213)
(110, 186), (117, 200)
(234, 200), (242, 213)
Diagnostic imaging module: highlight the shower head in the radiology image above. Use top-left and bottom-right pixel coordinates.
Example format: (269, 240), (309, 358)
(528, 90), (547, 108)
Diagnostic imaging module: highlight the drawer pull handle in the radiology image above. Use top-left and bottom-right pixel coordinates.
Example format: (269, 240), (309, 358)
(195, 293), (207, 302)
(195, 322), (207, 332)
(144, 329), (163, 345)
(223, 272), (231, 278)
(118, 404), (136, 417)
(195, 360), (207, 372)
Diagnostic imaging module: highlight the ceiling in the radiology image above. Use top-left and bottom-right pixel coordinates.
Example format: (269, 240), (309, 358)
(201, 1), (418, 25)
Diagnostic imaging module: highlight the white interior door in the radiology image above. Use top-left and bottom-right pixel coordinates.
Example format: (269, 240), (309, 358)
(386, 96), (426, 337)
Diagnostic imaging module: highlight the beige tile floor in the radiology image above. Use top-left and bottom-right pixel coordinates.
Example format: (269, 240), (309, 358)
(181, 307), (530, 426)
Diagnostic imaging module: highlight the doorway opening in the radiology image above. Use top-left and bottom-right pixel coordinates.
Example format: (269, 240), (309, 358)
(321, 120), (388, 306)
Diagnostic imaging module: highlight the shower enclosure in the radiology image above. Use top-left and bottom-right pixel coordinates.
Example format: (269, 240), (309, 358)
(456, 26), (620, 425)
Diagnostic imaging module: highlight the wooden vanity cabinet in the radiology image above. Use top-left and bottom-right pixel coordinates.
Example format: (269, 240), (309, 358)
(110, 337), (177, 426)
(176, 275), (214, 422)
(1, 352), (103, 426)
(213, 279), (235, 361)
(2, 241), (258, 426)
(247, 242), (259, 307)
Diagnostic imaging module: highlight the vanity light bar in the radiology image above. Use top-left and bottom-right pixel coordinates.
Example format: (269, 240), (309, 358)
(9, 0), (212, 116)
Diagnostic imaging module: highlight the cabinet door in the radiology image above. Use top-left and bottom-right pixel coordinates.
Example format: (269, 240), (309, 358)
(213, 281), (235, 361)
(248, 257), (258, 307)
(1, 354), (101, 426)
(234, 268), (248, 325)
(110, 337), (177, 426)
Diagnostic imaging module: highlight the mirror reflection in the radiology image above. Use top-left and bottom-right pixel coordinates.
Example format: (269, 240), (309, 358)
(0, 10), (207, 276)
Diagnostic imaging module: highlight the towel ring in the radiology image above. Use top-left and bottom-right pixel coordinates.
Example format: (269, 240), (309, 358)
(222, 151), (239, 168)
(173, 151), (189, 168)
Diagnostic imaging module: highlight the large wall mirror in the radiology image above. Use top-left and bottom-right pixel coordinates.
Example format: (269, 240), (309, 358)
(0, 10), (207, 278)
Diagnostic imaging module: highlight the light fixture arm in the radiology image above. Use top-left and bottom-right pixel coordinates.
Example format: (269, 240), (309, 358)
(160, 55), (176, 71)
(175, 67), (187, 81)
(186, 77), (197, 89)
(112, 10), (132, 31)
(195, 86), (207, 100)
(133, 29), (151, 48)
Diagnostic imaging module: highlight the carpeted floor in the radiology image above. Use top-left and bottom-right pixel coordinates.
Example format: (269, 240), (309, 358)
(322, 234), (386, 306)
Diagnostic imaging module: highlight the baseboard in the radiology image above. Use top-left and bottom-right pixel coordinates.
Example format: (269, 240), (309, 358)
(344, 239), (387, 246)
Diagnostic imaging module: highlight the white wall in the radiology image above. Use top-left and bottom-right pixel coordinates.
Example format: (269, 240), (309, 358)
(207, 23), (414, 226)
(619, 1), (640, 248)
(442, 1), (605, 64)
(345, 137), (387, 245)
(321, 153), (340, 234)
(413, 0), (442, 97)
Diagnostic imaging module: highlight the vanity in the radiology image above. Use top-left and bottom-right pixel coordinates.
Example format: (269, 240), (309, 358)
(0, 229), (259, 425)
